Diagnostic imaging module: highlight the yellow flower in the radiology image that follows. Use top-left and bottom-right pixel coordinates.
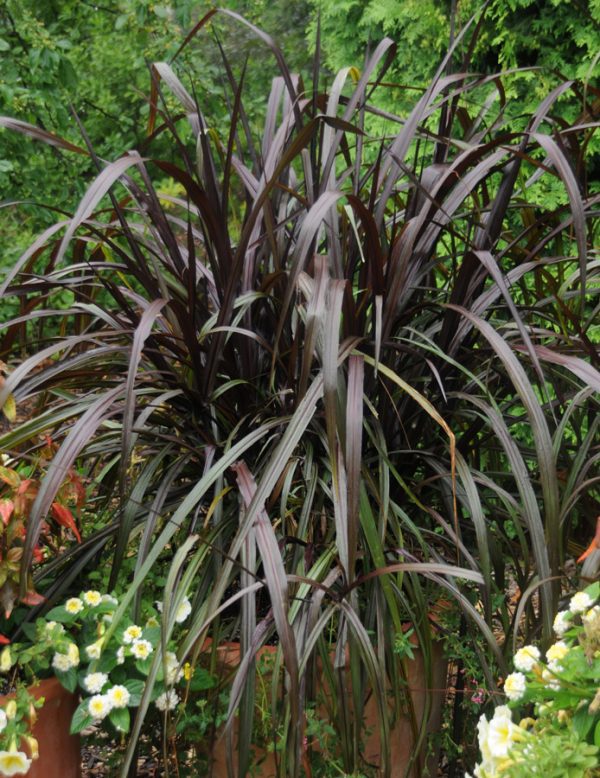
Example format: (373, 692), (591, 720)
(0, 750), (32, 776)
(183, 662), (193, 681)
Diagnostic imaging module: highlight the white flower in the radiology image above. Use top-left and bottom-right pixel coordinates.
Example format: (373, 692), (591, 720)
(123, 625), (143, 644)
(102, 594), (118, 606)
(175, 596), (192, 623)
(570, 591), (594, 614)
(504, 672), (526, 701)
(145, 616), (159, 628)
(582, 605), (600, 625)
(116, 646), (125, 665)
(165, 651), (184, 685)
(52, 652), (72, 672)
(65, 597), (84, 614)
(45, 620), (64, 635)
(487, 706), (522, 759)
(155, 689), (180, 711)
(156, 596), (192, 623)
(513, 645), (540, 672)
(542, 667), (561, 691)
(0, 710), (6, 732)
(131, 639), (153, 660)
(85, 640), (103, 660)
(83, 672), (109, 694)
(553, 610), (571, 636)
(52, 642), (79, 673)
(83, 590), (102, 607)
(546, 640), (569, 666)
(107, 685), (130, 709)
(88, 694), (111, 721)
(0, 750), (32, 776)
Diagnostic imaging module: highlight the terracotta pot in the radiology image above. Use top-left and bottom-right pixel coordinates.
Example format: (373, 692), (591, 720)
(0, 677), (81, 778)
(204, 639), (447, 778)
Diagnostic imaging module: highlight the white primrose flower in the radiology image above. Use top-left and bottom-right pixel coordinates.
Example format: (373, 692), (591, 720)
(0, 710), (7, 733)
(570, 591), (594, 614)
(553, 610), (571, 636)
(155, 689), (180, 712)
(0, 750), (32, 776)
(102, 594), (119, 606)
(116, 646), (125, 665)
(487, 706), (523, 759)
(582, 605), (600, 625)
(52, 652), (72, 672)
(513, 645), (540, 672)
(165, 651), (184, 685)
(83, 672), (109, 694)
(107, 685), (130, 709)
(174, 597), (192, 623)
(156, 596), (193, 623)
(546, 640), (569, 669)
(504, 672), (527, 702)
(82, 590), (102, 607)
(122, 625), (143, 644)
(52, 642), (79, 672)
(131, 639), (153, 660)
(65, 597), (84, 615)
(85, 640), (103, 660)
(88, 694), (112, 721)
(44, 620), (64, 635)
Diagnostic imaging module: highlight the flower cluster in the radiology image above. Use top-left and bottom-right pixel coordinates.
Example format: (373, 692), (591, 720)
(0, 589), (194, 774)
(468, 582), (600, 777)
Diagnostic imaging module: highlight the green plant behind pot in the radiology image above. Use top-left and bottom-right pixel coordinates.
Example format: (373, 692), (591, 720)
(0, 8), (599, 777)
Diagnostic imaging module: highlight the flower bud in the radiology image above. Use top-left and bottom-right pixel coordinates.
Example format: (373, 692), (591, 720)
(24, 736), (39, 760)
(5, 700), (17, 719)
(0, 647), (12, 673)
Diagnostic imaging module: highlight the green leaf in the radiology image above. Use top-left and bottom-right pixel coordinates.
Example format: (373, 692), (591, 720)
(44, 605), (74, 623)
(70, 700), (93, 734)
(594, 721), (600, 748)
(135, 657), (153, 676)
(189, 668), (216, 692)
(56, 668), (78, 693)
(109, 706), (130, 733)
(0, 39), (10, 52)
(124, 679), (145, 705)
(572, 704), (595, 739)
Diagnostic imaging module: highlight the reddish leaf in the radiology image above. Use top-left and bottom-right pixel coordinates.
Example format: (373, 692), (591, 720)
(50, 503), (81, 542)
(16, 479), (33, 496)
(21, 591), (46, 607)
(0, 500), (13, 526)
(0, 635), (10, 645)
(578, 516), (600, 563)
